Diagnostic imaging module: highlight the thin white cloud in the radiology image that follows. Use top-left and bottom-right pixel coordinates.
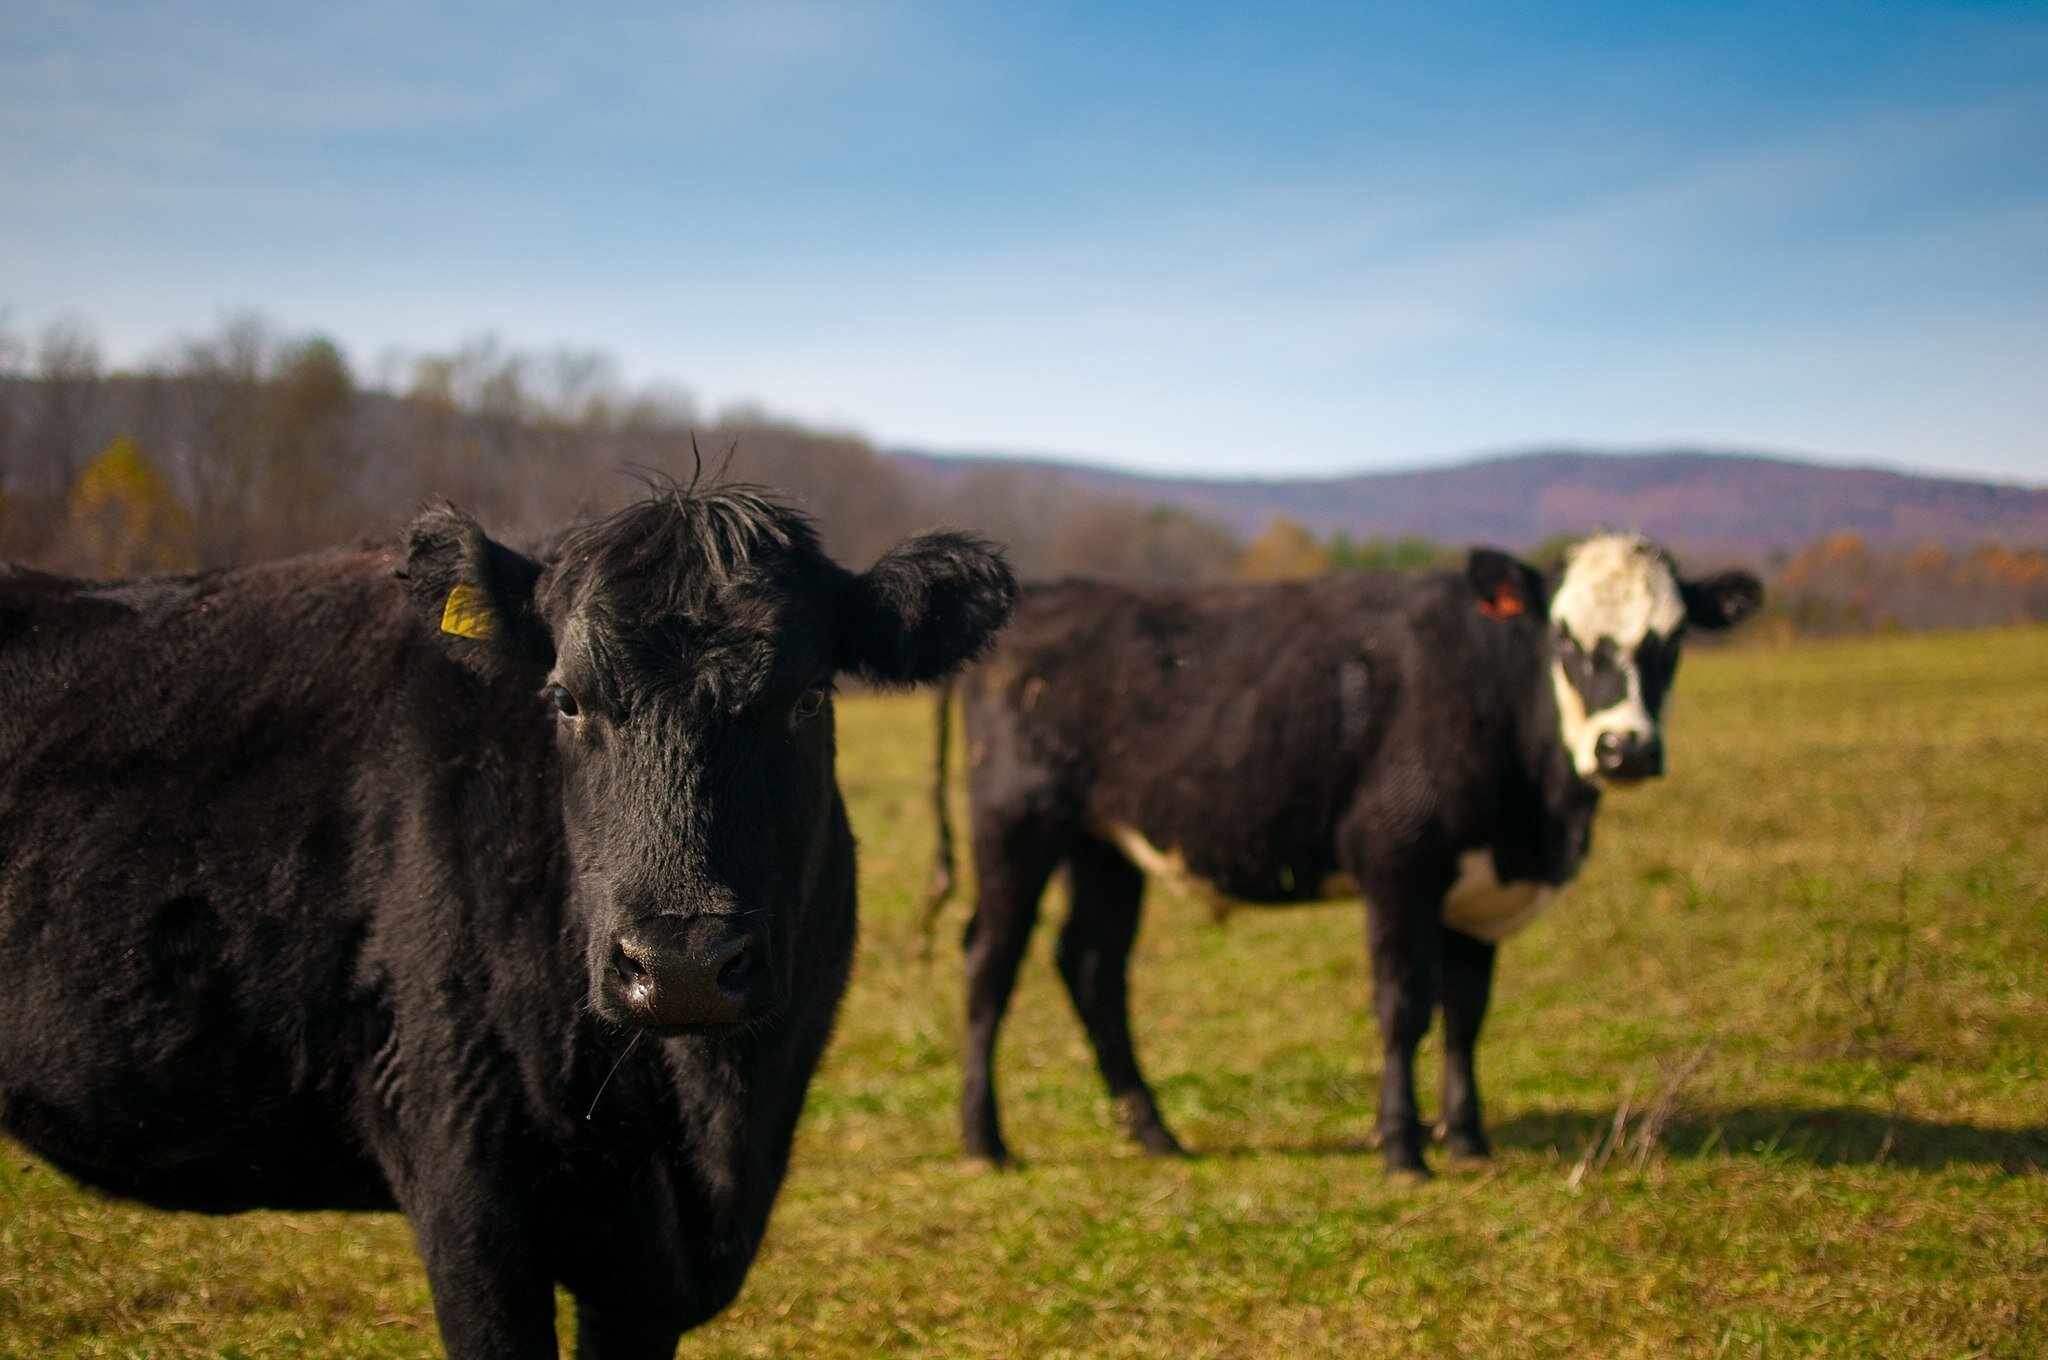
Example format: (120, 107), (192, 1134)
(1364, 96), (2041, 313)
(0, 0), (945, 170)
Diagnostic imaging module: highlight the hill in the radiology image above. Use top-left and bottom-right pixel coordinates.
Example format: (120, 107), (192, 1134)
(892, 448), (2048, 558)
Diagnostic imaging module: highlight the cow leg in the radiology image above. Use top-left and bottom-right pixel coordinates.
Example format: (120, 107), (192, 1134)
(404, 1187), (558, 1360)
(1437, 927), (1497, 1162)
(574, 1301), (686, 1360)
(1056, 836), (1185, 1157)
(961, 821), (1059, 1165)
(1359, 859), (1452, 1180)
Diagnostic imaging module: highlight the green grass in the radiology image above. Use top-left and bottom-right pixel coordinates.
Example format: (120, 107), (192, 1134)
(6, 627), (2046, 1357)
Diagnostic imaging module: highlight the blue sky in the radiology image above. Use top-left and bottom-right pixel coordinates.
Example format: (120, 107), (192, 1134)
(4, 0), (2044, 482)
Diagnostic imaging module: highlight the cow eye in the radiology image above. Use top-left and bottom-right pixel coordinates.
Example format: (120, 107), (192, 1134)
(792, 685), (827, 720)
(545, 684), (580, 719)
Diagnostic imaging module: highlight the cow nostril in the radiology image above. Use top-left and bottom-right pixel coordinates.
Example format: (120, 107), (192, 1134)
(1593, 730), (1662, 780)
(716, 937), (755, 993)
(607, 920), (770, 1029)
(612, 945), (652, 1000)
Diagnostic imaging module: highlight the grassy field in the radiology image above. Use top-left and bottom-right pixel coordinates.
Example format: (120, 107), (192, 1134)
(4, 627), (2045, 1357)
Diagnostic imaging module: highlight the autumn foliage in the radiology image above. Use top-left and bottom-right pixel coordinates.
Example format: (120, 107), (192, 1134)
(1767, 532), (2048, 636)
(66, 434), (196, 576)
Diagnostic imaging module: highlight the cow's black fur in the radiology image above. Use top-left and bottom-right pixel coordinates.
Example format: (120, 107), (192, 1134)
(0, 487), (1014, 1358)
(933, 545), (1756, 1177)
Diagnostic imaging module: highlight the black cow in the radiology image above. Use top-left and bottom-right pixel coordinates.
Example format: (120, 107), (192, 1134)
(0, 487), (1014, 1358)
(930, 533), (1758, 1178)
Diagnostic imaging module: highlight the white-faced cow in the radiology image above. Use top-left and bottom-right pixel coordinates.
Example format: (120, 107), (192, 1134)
(929, 533), (1758, 1177)
(0, 487), (1014, 1358)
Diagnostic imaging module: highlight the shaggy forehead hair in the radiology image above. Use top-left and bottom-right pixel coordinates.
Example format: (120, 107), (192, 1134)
(1550, 532), (1685, 646)
(541, 486), (840, 707)
(545, 487), (827, 616)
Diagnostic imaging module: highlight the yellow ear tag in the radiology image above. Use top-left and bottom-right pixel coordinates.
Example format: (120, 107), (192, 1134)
(439, 583), (497, 640)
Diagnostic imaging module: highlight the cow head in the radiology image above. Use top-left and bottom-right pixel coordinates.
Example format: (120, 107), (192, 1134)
(403, 488), (1016, 1036)
(1535, 532), (1760, 783)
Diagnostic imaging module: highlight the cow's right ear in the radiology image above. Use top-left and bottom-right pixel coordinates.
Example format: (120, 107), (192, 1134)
(1467, 548), (1545, 622)
(836, 531), (1017, 686)
(399, 505), (554, 681)
(1681, 569), (1764, 631)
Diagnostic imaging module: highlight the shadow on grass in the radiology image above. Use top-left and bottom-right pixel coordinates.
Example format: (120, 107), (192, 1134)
(1187, 1108), (2045, 1173)
(1487, 1105), (2048, 1173)
(1193, 1137), (1377, 1163)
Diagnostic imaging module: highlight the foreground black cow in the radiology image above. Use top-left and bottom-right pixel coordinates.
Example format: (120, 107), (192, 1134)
(0, 487), (1013, 1358)
(930, 532), (1758, 1177)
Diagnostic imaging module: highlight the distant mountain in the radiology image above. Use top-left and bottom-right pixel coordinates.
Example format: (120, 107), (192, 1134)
(890, 448), (2048, 559)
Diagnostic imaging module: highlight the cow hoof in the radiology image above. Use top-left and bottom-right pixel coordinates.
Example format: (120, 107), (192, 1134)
(1444, 1130), (1492, 1162)
(1383, 1134), (1432, 1181)
(962, 1119), (1011, 1168)
(1135, 1127), (1190, 1158)
(965, 1147), (1017, 1172)
(1386, 1164), (1432, 1187)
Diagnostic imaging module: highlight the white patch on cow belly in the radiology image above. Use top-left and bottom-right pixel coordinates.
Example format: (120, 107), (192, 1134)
(1094, 823), (1363, 921)
(1441, 848), (1555, 943)
(1098, 822), (1239, 920)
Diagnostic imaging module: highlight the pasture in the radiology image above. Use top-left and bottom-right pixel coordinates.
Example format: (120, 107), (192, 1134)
(4, 626), (2045, 1357)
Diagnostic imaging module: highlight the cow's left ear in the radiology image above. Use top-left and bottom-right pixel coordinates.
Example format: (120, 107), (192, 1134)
(1467, 548), (1545, 622)
(1680, 570), (1763, 630)
(399, 504), (555, 681)
(837, 531), (1017, 685)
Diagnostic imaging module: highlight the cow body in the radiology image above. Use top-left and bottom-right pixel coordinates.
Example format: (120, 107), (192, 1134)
(0, 488), (1014, 1358)
(941, 536), (1757, 1176)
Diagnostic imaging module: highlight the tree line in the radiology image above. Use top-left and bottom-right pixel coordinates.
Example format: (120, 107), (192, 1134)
(0, 314), (1251, 583)
(3, 314), (2041, 636)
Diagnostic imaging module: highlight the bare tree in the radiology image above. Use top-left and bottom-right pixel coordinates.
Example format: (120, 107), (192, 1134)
(29, 317), (105, 496)
(253, 336), (356, 553)
(0, 313), (26, 495)
(1045, 500), (1243, 584)
(165, 314), (273, 566)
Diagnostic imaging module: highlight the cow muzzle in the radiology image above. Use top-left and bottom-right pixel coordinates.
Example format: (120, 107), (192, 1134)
(607, 915), (773, 1032)
(1595, 729), (1665, 782)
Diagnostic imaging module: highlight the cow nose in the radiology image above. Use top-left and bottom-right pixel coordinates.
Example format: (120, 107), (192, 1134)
(608, 916), (770, 1030)
(1595, 730), (1665, 781)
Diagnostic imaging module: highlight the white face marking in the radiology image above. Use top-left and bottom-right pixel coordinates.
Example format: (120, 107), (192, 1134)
(1442, 848), (1556, 943)
(1547, 533), (1686, 780)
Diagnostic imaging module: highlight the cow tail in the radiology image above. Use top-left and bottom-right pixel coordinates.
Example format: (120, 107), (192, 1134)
(917, 677), (959, 966)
